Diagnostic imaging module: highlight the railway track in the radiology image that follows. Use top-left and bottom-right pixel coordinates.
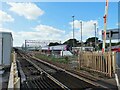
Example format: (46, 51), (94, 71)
(17, 51), (107, 89)
(18, 59), (64, 89)
(28, 58), (98, 89)
(17, 54), (65, 89)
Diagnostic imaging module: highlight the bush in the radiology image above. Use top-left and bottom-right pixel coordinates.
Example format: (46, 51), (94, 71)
(64, 56), (68, 60)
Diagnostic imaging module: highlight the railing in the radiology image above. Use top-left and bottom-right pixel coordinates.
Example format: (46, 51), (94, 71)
(78, 51), (116, 78)
(8, 52), (20, 89)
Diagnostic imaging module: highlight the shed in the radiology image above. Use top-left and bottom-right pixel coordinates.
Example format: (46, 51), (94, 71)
(0, 32), (13, 69)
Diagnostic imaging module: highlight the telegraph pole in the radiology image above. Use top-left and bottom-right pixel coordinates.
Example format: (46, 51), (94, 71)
(72, 16), (75, 48)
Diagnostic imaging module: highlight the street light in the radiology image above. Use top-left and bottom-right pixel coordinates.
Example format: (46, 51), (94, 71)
(94, 23), (96, 51)
(97, 27), (99, 50)
(80, 21), (82, 51)
(72, 16), (75, 48)
(25, 40), (27, 52)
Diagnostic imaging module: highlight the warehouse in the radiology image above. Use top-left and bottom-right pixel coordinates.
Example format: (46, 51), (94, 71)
(0, 32), (13, 69)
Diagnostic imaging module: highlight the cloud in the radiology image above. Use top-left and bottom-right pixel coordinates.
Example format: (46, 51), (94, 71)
(0, 24), (65, 46)
(13, 24), (65, 46)
(0, 27), (13, 32)
(0, 20), (100, 46)
(7, 2), (44, 20)
(0, 10), (14, 25)
(68, 20), (99, 41)
(33, 24), (65, 40)
(35, 24), (65, 34)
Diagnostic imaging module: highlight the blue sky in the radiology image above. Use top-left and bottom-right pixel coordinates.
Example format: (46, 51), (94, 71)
(0, 2), (118, 46)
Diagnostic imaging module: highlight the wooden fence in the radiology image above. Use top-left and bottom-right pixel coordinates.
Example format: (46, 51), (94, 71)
(78, 51), (116, 78)
(8, 51), (20, 89)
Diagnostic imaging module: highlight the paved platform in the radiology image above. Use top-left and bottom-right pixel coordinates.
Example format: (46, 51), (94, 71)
(0, 68), (10, 90)
(116, 67), (120, 89)
(75, 69), (118, 89)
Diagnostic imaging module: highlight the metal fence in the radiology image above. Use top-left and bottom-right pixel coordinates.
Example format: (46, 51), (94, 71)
(78, 51), (116, 78)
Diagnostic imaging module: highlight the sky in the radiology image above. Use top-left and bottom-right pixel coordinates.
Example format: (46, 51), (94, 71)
(0, 1), (118, 46)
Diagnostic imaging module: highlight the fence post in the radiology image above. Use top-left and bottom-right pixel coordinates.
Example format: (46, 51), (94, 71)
(112, 52), (116, 74)
(108, 52), (112, 77)
(78, 51), (115, 78)
(8, 63), (14, 88)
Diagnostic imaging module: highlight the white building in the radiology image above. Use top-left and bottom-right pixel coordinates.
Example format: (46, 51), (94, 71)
(72, 47), (94, 52)
(0, 32), (13, 69)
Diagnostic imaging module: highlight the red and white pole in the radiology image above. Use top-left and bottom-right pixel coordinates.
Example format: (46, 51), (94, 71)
(102, 0), (109, 53)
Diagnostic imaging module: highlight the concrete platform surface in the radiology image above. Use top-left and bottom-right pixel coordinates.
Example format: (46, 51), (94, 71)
(0, 68), (10, 90)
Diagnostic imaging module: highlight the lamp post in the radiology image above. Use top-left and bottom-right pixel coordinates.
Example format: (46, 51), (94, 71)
(94, 23), (96, 51)
(72, 16), (75, 48)
(97, 27), (99, 38)
(25, 40), (27, 52)
(80, 21), (82, 51)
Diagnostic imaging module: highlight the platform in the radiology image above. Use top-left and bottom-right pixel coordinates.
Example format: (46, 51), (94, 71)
(0, 68), (10, 89)
(116, 67), (120, 89)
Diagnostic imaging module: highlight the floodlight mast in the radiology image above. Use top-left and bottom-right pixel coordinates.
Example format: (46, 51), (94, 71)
(72, 16), (75, 48)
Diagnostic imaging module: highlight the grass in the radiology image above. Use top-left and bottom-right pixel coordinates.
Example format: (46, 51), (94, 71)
(35, 54), (77, 64)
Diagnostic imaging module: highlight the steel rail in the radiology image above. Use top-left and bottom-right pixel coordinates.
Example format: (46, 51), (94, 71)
(25, 58), (70, 90)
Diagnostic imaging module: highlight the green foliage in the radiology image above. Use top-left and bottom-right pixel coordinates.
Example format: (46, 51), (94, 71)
(86, 37), (98, 43)
(64, 56), (68, 61)
(116, 42), (120, 45)
(98, 43), (102, 50)
(49, 42), (60, 46)
(63, 39), (79, 47)
(62, 37), (119, 51)
(35, 54), (69, 64)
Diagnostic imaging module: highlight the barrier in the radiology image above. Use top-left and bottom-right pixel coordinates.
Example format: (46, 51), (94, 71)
(78, 51), (116, 78)
(8, 52), (20, 89)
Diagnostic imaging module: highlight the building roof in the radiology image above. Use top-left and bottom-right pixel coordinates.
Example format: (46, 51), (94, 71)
(0, 32), (13, 40)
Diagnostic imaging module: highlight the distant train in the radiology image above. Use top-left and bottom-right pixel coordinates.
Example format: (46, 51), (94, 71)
(41, 45), (73, 56)
(41, 44), (71, 52)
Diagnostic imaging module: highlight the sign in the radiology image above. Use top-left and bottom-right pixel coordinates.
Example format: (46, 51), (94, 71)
(102, 29), (120, 40)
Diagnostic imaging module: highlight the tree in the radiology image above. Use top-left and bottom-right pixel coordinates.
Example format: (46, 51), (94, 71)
(49, 42), (60, 46)
(116, 42), (120, 45)
(86, 37), (99, 43)
(99, 43), (102, 50)
(63, 39), (79, 47)
(85, 37), (98, 47)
